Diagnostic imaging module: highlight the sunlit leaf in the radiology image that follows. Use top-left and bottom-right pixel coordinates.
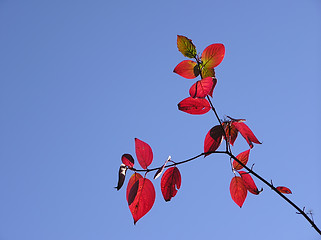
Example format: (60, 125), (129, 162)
(173, 60), (199, 79)
(233, 122), (261, 148)
(154, 156), (171, 180)
(204, 125), (224, 157)
(161, 167), (181, 202)
(128, 178), (156, 224)
(121, 153), (134, 168)
(232, 149), (250, 170)
(276, 186), (292, 194)
(177, 35), (197, 58)
(126, 173), (143, 201)
(201, 43), (225, 68)
(189, 77), (216, 98)
(230, 176), (247, 207)
(115, 163), (127, 191)
(135, 138), (153, 169)
(178, 97), (211, 115)
(239, 171), (261, 195)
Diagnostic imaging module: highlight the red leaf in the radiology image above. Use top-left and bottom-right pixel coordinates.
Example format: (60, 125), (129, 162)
(204, 125), (224, 156)
(173, 60), (199, 79)
(135, 138), (153, 169)
(233, 122), (261, 148)
(126, 172), (143, 201)
(223, 122), (238, 145)
(230, 176), (247, 208)
(177, 35), (197, 58)
(239, 171), (261, 195)
(201, 43), (225, 69)
(189, 77), (217, 98)
(115, 163), (127, 191)
(178, 97), (211, 115)
(161, 167), (181, 202)
(233, 149), (250, 170)
(128, 178), (156, 224)
(276, 186), (292, 194)
(121, 154), (134, 168)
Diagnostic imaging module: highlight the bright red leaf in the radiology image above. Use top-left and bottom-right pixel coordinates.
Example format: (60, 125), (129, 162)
(239, 171), (261, 195)
(204, 125), (224, 156)
(128, 178), (156, 224)
(161, 167), (181, 202)
(233, 122), (261, 148)
(276, 186), (292, 194)
(201, 43), (225, 69)
(189, 77), (217, 98)
(177, 35), (197, 58)
(126, 172), (143, 201)
(121, 153), (134, 168)
(135, 138), (153, 169)
(230, 176), (247, 208)
(233, 149), (250, 170)
(178, 97), (211, 115)
(173, 60), (199, 79)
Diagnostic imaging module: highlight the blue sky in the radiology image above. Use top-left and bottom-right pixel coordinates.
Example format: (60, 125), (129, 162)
(0, 0), (320, 239)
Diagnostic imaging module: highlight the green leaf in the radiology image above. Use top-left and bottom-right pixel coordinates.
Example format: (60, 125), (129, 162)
(177, 35), (197, 58)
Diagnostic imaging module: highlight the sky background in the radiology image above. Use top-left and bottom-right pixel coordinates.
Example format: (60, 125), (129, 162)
(0, 0), (321, 239)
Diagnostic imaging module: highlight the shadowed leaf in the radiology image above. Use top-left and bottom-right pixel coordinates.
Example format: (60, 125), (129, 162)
(154, 156), (171, 179)
(173, 60), (199, 79)
(115, 163), (127, 191)
(276, 186), (292, 194)
(204, 125), (224, 157)
(121, 154), (134, 168)
(126, 173), (143, 201)
(189, 77), (217, 98)
(161, 167), (181, 202)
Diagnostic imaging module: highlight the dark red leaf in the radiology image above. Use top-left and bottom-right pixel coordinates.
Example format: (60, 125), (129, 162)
(115, 163), (127, 191)
(201, 43), (225, 68)
(126, 173), (143, 201)
(154, 156), (171, 180)
(121, 154), (134, 168)
(204, 125), (224, 157)
(276, 186), (292, 194)
(177, 35), (197, 58)
(239, 171), (261, 195)
(232, 149), (250, 170)
(135, 138), (153, 169)
(230, 176), (247, 207)
(178, 97), (211, 115)
(173, 60), (199, 79)
(128, 178), (156, 224)
(223, 122), (238, 145)
(233, 122), (261, 148)
(189, 77), (217, 98)
(161, 167), (181, 202)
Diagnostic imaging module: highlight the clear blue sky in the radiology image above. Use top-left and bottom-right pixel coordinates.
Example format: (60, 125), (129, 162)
(1, 1), (320, 239)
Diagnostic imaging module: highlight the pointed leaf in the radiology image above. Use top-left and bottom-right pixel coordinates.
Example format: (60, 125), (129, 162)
(189, 77), (217, 98)
(128, 178), (156, 224)
(161, 167), (181, 202)
(233, 149), (250, 170)
(230, 176), (247, 207)
(126, 173), (143, 201)
(154, 156), (171, 180)
(201, 43), (225, 68)
(233, 122), (261, 148)
(115, 163), (127, 191)
(204, 125), (224, 156)
(223, 122), (238, 145)
(239, 171), (261, 195)
(173, 60), (199, 79)
(177, 35), (197, 58)
(135, 138), (153, 169)
(276, 186), (292, 194)
(121, 153), (134, 168)
(178, 97), (211, 115)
